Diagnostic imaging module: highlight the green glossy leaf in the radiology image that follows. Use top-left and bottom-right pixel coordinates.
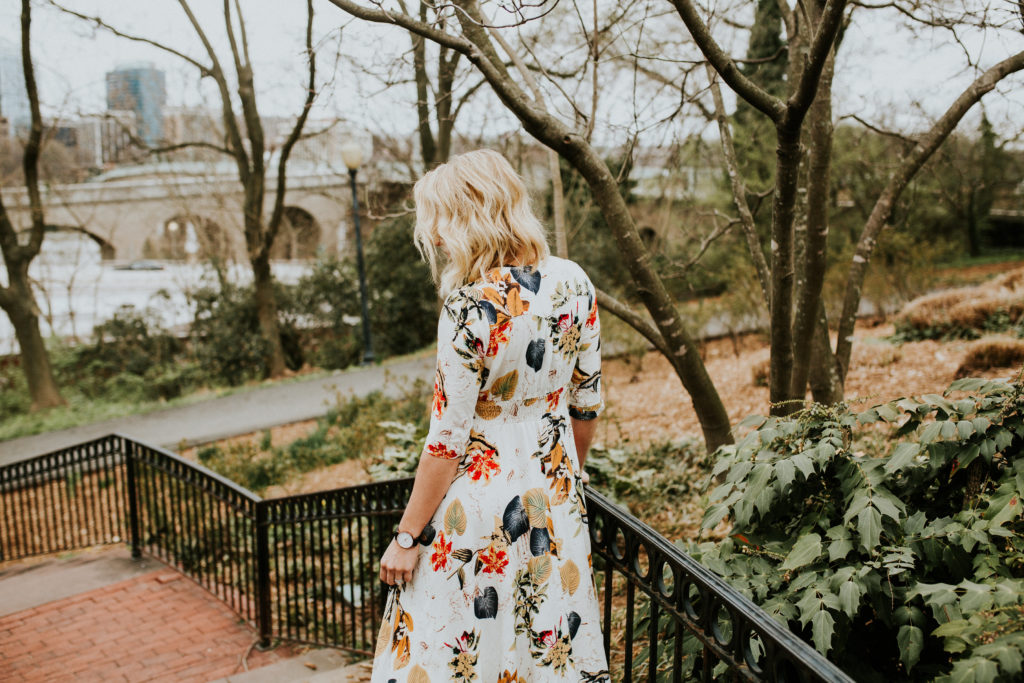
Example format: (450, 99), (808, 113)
(857, 506), (882, 551)
(948, 657), (998, 683)
(775, 458), (795, 491)
(920, 421), (943, 444)
(956, 420), (975, 439)
(811, 610), (834, 655)
(838, 581), (863, 617)
(781, 533), (823, 571)
(886, 442), (920, 472)
(897, 625), (924, 672)
(876, 402), (901, 422)
(702, 504), (729, 530)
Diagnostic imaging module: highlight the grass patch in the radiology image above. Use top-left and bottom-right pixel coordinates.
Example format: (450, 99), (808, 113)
(195, 384), (431, 494)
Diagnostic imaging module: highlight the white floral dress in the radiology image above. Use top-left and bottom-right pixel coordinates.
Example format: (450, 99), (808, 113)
(371, 256), (610, 683)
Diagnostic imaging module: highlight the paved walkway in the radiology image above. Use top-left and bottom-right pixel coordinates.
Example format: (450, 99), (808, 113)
(0, 549), (300, 682)
(0, 353), (434, 467)
(0, 547), (370, 683)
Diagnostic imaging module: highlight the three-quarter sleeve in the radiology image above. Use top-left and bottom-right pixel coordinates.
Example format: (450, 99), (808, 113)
(423, 287), (490, 460)
(568, 291), (603, 421)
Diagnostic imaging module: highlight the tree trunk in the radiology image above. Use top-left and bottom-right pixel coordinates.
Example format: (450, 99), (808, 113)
(1, 270), (64, 410)
(808, 303), (843, 404)
(251, 252), (286, 377)
(791, 31), (835, 402)
(767, 126), (801, 414)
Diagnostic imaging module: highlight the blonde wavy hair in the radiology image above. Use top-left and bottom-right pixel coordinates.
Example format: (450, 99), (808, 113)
(413, 149), (550, 296)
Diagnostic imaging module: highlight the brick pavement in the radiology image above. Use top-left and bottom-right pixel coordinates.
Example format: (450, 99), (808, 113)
(0, 569), (300, 682)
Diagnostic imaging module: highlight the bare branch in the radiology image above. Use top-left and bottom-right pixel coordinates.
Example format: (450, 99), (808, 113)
(46, 1), (212, 75)
(786, 0), (847, 121)
(268, 0), (317, 248)
(595, 288), (671, 358)
(842, 113), (916, 144)
(669, 0), (786, 122)
(705, 64), (770, 308)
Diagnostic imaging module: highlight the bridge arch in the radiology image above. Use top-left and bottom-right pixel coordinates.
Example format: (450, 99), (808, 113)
(149, 214), (231, 261)
(271, 206), (321, 260)
(42, 225), (116, 260)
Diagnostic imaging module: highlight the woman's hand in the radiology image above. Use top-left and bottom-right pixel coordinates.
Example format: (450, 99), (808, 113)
(380, 540), (420, 586)
(580, 470), (590, 486)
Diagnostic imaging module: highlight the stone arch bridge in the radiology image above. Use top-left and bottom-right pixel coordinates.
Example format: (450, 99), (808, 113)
(0, 164), (399, 263)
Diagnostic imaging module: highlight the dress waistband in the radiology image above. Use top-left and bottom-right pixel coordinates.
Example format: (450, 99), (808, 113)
(473, 391), (568, 424)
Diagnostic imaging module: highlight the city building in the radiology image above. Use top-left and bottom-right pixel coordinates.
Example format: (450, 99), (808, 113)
(53, 111), (140, 169)
(106, 63), (166, 146)
(0, 38), (30, 138)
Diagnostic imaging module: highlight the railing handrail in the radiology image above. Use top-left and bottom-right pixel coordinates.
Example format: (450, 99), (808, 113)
(109, 432), (264, 504)
(0, 434), (853, 681)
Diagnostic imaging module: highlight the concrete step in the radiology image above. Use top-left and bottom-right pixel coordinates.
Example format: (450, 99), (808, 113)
(208, 650), (371, 683)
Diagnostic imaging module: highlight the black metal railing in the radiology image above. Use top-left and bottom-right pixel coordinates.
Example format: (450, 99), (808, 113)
(0, 435), (852, 682)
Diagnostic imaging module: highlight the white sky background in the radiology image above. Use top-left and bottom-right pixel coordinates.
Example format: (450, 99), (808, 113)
(0, 0), (1021, 154)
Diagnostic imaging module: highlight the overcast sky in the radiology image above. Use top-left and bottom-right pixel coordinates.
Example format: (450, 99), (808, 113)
(1, 1), (1021, 149)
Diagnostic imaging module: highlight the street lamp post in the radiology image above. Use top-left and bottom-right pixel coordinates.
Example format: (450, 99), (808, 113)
(340, 140), (375, 366)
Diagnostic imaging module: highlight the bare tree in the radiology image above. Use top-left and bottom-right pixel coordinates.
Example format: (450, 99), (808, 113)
(326, 0), (735, 450)
(53, 0), (318, 377)
(325, 0), (1024, 447)
(0, 0), (65, 410)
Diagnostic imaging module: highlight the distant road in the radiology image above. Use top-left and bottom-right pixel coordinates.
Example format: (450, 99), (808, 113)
(0, 353), (435, 467)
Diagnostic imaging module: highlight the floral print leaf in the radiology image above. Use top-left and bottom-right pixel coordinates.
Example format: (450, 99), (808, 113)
(510, 266), (541, 293)
(418, 523), (436, 546)
(451, 548), (473, 563)
(457, 566), (466, 589)
(525, 338), (545, 371)
(492, 369), (518, 401)
(560, 559), (581, 596)
(523, 488), (549, 528)
(473, 586), (499, 619)
(444, 499), (467, 536)
(408, 665), (431, 683)
(503, 496), (530, 543)
(475, 396), (501, 420)
(567, 611), (582, 639)
(528, 555), (553, 585)
(479, 299), (497, 324)
(530, 527), (552, 556)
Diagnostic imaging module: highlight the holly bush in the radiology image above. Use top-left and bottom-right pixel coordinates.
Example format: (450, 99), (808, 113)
(689, 377), (1024, 682)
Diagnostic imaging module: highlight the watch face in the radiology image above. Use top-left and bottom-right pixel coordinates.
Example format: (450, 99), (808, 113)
(396, 532), (414, 549)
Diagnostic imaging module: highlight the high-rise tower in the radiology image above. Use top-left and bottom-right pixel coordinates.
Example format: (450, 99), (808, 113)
(106, 63), (166, 146)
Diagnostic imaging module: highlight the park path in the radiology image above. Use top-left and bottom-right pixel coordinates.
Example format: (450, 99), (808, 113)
(0, 353), (434, 467)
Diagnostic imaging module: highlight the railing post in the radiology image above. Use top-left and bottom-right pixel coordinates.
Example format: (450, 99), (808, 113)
(124, 438), (142, 560)
(254, 501), (273, 649)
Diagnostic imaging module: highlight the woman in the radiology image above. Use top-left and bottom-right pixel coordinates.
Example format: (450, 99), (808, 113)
(371, 149), (610, 683)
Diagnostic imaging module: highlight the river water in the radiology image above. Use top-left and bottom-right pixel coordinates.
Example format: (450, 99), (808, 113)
(0, 233), (311, 355)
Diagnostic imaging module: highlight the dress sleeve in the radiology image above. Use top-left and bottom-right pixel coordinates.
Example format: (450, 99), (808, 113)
(568, 289), (604, 421)
(423, 288), (490, 460)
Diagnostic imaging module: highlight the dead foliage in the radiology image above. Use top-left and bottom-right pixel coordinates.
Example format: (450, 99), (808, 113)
(954, 339), (1024, 379)
(897, 266), (1024, 333)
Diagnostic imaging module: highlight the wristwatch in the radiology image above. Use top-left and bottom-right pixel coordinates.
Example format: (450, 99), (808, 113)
(393, 529), (415, 549)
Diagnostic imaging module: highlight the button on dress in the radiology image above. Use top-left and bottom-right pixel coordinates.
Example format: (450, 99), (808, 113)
(370, 256), (610, 682)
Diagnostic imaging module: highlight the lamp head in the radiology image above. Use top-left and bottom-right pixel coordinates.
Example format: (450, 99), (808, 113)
(340, 140), (365, 171)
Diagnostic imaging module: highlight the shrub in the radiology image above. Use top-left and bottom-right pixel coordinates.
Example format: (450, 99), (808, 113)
(893, 267), (1024, 341)
(691, 379), (1024, 681)
(955, 340), (1024, 379)
(189, 281), (304, 385)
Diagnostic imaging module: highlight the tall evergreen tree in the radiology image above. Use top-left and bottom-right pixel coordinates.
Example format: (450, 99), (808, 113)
(732, 0), (788, 190)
